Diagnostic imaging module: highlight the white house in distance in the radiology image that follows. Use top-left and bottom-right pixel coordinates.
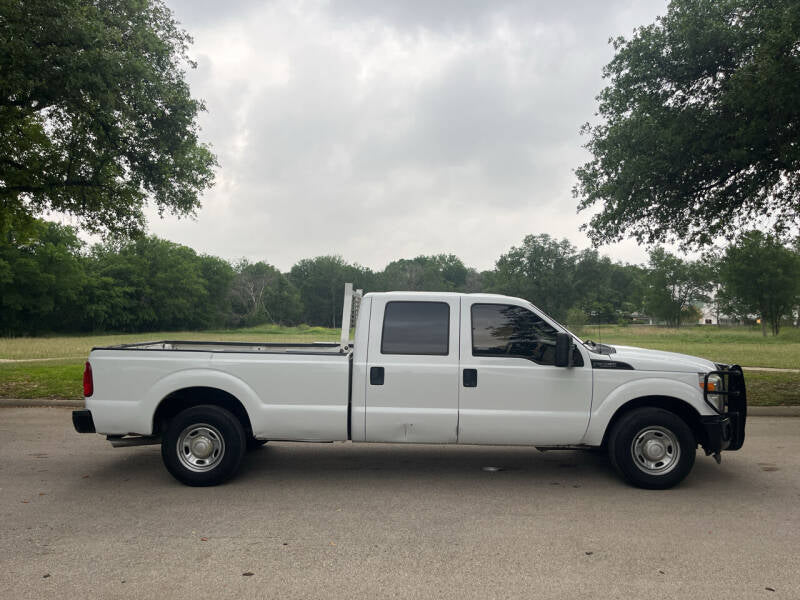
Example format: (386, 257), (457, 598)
(697, 302), (737, 325)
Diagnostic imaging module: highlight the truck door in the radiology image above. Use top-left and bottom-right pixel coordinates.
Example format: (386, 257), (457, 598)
(365, 294), (460, 443)
(457, 297), (592, 445)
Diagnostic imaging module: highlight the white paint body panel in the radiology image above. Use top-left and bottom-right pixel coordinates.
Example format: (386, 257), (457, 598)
(85, 291), (720, 449)
(87, 349), (349, 440)
(364, 293), (460, 443)
(605, 345), (717, 373)
(582, 370), (714, 445)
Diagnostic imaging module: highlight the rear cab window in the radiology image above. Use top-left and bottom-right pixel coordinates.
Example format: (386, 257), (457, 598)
(381, 301), (450, 355)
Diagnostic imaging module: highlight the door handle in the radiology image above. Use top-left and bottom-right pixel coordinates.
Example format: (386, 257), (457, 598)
(463, 368), (477, 387)
(370, 366), (385, 385)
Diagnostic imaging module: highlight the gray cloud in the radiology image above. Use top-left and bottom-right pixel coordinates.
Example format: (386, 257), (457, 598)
(149, 0), (668, 271)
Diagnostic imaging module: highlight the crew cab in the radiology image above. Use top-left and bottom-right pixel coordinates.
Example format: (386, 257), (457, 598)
(72, 285), (746, 488)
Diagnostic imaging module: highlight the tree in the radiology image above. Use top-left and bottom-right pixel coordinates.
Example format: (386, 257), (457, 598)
(87, 236), (211, 331)
(574, 0), (800, 248)
(718, 231), (800, 336)
(0, 219), (85, 334)
(380, 254), (469, 292)
(288, 256), (374, 327)
(197, 254), (235, 328)
(489, 234), (577, 321)
(229, 260), (302, 326)
(0, 0), (216, 236)
(573, 250), (646, 323)
(644, 248), (712, 327)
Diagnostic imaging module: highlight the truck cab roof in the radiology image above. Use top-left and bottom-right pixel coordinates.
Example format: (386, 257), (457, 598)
(363, 291), (526, 303)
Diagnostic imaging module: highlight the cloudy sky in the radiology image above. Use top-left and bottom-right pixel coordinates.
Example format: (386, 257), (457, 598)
(150, 0), (669, 272)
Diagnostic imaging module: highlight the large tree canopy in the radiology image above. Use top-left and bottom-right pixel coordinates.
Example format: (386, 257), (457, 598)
(574, 0), (800, 247)
(0, 0), (216, 236)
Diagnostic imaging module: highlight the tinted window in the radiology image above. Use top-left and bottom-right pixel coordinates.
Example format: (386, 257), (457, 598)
(472, 303), (560, 365)
(381, 302), (450, 355)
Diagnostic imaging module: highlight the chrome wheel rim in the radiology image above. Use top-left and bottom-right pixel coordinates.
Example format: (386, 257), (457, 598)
(177, 423), (225, 472)
(630, 426), (680, 475)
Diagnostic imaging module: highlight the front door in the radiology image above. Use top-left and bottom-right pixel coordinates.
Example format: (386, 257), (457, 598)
(458, 297), (592, 445)
(365, 294), (460, 443)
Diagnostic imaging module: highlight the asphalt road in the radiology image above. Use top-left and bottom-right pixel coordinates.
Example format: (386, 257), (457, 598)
(1, 408), (798, 599)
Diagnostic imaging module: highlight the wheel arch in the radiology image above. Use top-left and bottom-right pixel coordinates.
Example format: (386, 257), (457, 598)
(600, 395), (707, 449)
(153, 387), (254, 437)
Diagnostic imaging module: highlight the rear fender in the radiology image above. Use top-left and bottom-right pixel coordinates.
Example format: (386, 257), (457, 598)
(89, 369), (260, 436)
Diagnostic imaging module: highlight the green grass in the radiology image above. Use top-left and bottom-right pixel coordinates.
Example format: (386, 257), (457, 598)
(575, 324), (800, 405)
(0, 325), (341, 401)
(0, 324), (341, 360)
(1, 324), (798, 405)
(0, 360), (84, 400)
(577, 324), (800, 369)
(741, 371), (800, 406)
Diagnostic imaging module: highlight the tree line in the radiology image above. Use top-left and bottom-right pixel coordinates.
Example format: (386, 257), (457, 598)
(1, 220), (799, 337)
(3, 1), (798, 338)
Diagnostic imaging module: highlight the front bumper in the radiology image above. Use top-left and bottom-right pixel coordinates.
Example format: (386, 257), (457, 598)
(700, 414), (736, 453)
(700, 364), (747, 453)
(72, 409), (96, 434)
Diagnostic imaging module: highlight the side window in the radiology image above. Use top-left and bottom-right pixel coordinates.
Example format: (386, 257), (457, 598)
(472, 303), (561, 365)
(381, 301), (450, 355)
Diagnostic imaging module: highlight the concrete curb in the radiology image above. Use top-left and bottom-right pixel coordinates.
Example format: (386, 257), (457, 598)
(1, 399), (799, 416)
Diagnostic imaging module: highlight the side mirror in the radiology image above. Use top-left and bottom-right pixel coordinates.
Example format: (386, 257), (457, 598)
(554, 332), (573, 367)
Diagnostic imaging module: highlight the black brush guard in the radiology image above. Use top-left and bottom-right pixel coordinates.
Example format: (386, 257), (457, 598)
(700, 365), (747, 452)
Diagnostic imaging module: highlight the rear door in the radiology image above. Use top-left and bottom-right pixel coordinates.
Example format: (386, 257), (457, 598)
(365, 294), (460, 443)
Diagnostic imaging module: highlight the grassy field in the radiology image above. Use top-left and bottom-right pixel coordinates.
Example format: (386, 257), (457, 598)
(0, 324), (340, 360)
(579, 324), (800, 370)
(0, 325), (341, 400)
(1, 324), (798, 404)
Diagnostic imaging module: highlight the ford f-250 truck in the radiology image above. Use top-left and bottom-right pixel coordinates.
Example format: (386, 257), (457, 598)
(72, 284), (746, 489)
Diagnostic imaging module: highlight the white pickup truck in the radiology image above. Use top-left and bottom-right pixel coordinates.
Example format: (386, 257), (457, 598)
(73, 285), (746, 489)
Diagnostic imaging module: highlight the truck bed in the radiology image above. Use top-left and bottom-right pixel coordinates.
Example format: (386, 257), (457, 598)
(92, 340), (347, 355)
(87, 340), (351, 439)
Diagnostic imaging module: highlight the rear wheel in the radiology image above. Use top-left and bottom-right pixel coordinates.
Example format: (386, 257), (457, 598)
(608, 407), (696, 489)
(161, 405), (246, 486)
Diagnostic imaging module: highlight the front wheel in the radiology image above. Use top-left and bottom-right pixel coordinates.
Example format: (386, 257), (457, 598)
(608, 408), (696, 489)
(161, 405), (246, 486)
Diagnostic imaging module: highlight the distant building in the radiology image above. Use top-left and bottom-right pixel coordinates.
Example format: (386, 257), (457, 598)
(696, 302), (737, 325)
(628, 311), (651, 325)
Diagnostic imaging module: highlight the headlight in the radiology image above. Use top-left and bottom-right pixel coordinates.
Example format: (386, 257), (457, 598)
(699, 373), (725, 412)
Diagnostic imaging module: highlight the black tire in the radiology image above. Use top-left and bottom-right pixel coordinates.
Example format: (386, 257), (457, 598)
(608, 407), (696, 490)
(161, 405), (246, 486)
(246, 437), (267, 451)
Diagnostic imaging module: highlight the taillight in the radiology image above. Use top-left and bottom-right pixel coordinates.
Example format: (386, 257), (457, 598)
(83, 362), (93, 397)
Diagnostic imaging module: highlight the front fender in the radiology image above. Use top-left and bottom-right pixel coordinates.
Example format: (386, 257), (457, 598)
(582, 375), (708, 446)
